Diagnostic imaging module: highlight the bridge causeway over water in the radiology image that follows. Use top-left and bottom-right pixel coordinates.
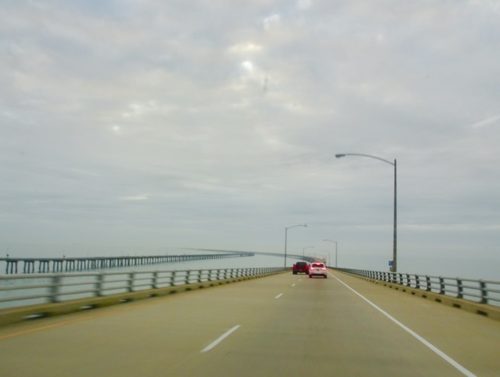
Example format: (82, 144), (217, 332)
(0, 252), (252, 274)
(0, 270), (499, 377)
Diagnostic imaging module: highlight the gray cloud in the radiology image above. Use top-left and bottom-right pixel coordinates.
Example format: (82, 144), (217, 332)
(1, 0), (499, 278)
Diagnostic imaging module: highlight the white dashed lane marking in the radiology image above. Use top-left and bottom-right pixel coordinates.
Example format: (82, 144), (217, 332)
(200, 325), (241, 353)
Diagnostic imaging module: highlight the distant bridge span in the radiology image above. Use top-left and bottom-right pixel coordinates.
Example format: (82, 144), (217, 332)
(185, 247), (316, 262)
(0, 252), (252, 274)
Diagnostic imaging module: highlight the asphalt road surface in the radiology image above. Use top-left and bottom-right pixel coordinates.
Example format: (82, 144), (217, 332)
(1, 270), (499, 377)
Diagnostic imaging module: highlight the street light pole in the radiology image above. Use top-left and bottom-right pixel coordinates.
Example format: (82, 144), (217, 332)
(335, 153), (398, 272)
(323, 239), (338, 268)
(284, 224), (308, 269)
(393, 158), (397, 273)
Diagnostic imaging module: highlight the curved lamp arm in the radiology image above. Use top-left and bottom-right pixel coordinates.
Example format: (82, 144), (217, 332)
(335, 153), (394, 166)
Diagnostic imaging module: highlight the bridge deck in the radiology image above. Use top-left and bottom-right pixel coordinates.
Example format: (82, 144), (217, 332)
(0, 270), (498, 376)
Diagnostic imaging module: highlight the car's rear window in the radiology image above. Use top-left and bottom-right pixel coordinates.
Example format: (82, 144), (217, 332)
(296, 262), (307, 266)
(311, 263), (324, 267)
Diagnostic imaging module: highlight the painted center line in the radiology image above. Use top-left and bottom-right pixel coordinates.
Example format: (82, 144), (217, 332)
(275, 293), (283, 299)
(330, 273), (477, 377)
(201, 325), (241, 353)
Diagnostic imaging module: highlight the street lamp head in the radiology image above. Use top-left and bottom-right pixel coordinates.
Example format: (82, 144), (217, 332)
(335, 154), (346, 158)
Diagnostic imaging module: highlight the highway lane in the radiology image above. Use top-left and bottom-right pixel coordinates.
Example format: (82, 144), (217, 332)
(0, 270), (499, 376)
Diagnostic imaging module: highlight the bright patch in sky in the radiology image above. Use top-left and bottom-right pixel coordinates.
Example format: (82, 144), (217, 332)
(297, 0), (312, 10)
(262, 14), (281, 30)
(120, 194), (150, 201)
(469, 114), (500, 129)
(241, 60), (255, 73)
(229, 43), (263, 54)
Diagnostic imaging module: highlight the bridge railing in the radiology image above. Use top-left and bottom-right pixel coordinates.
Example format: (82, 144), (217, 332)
(0, 267), (283, 309)
(337, 268), (500, 307)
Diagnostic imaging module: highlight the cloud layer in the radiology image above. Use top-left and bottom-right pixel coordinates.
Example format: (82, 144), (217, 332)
(1, 1), (499, 278)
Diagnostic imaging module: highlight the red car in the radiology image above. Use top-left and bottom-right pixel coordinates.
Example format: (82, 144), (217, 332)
(292, 261), (309, 275)
(309, 262), (327, 278)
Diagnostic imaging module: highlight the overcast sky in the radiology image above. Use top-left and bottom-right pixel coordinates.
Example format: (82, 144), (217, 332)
(1, 0), (499, 278)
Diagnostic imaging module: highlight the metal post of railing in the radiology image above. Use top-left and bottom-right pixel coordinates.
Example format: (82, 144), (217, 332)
(170, 271), (176, 286)
(406, 274), (411, 287)
(425, 276), (431, 291)
(456, 279), (463, 299)
(398, 273), (403, 285)
(128, 272), (135, 293)
(479, 281), (488, 304)
(95, 273), (104, 297)
(197, 270), (202, 283)
(49, 275), (62, 303)
(415, 275), (420, 289)
(185, 270), (191, 285)
(439, 277), (445, 294)
(152, 271), (158, 289)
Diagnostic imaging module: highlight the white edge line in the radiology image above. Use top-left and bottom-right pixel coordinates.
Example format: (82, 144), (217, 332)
(275, 293), (283, 299)
(201, 325), (241, 353)
(330, 273), (477, 377)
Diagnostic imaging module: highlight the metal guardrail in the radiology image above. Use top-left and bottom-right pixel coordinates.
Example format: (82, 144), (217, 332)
(337, 268), (500, 307)
(0, 267), (283, 309)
